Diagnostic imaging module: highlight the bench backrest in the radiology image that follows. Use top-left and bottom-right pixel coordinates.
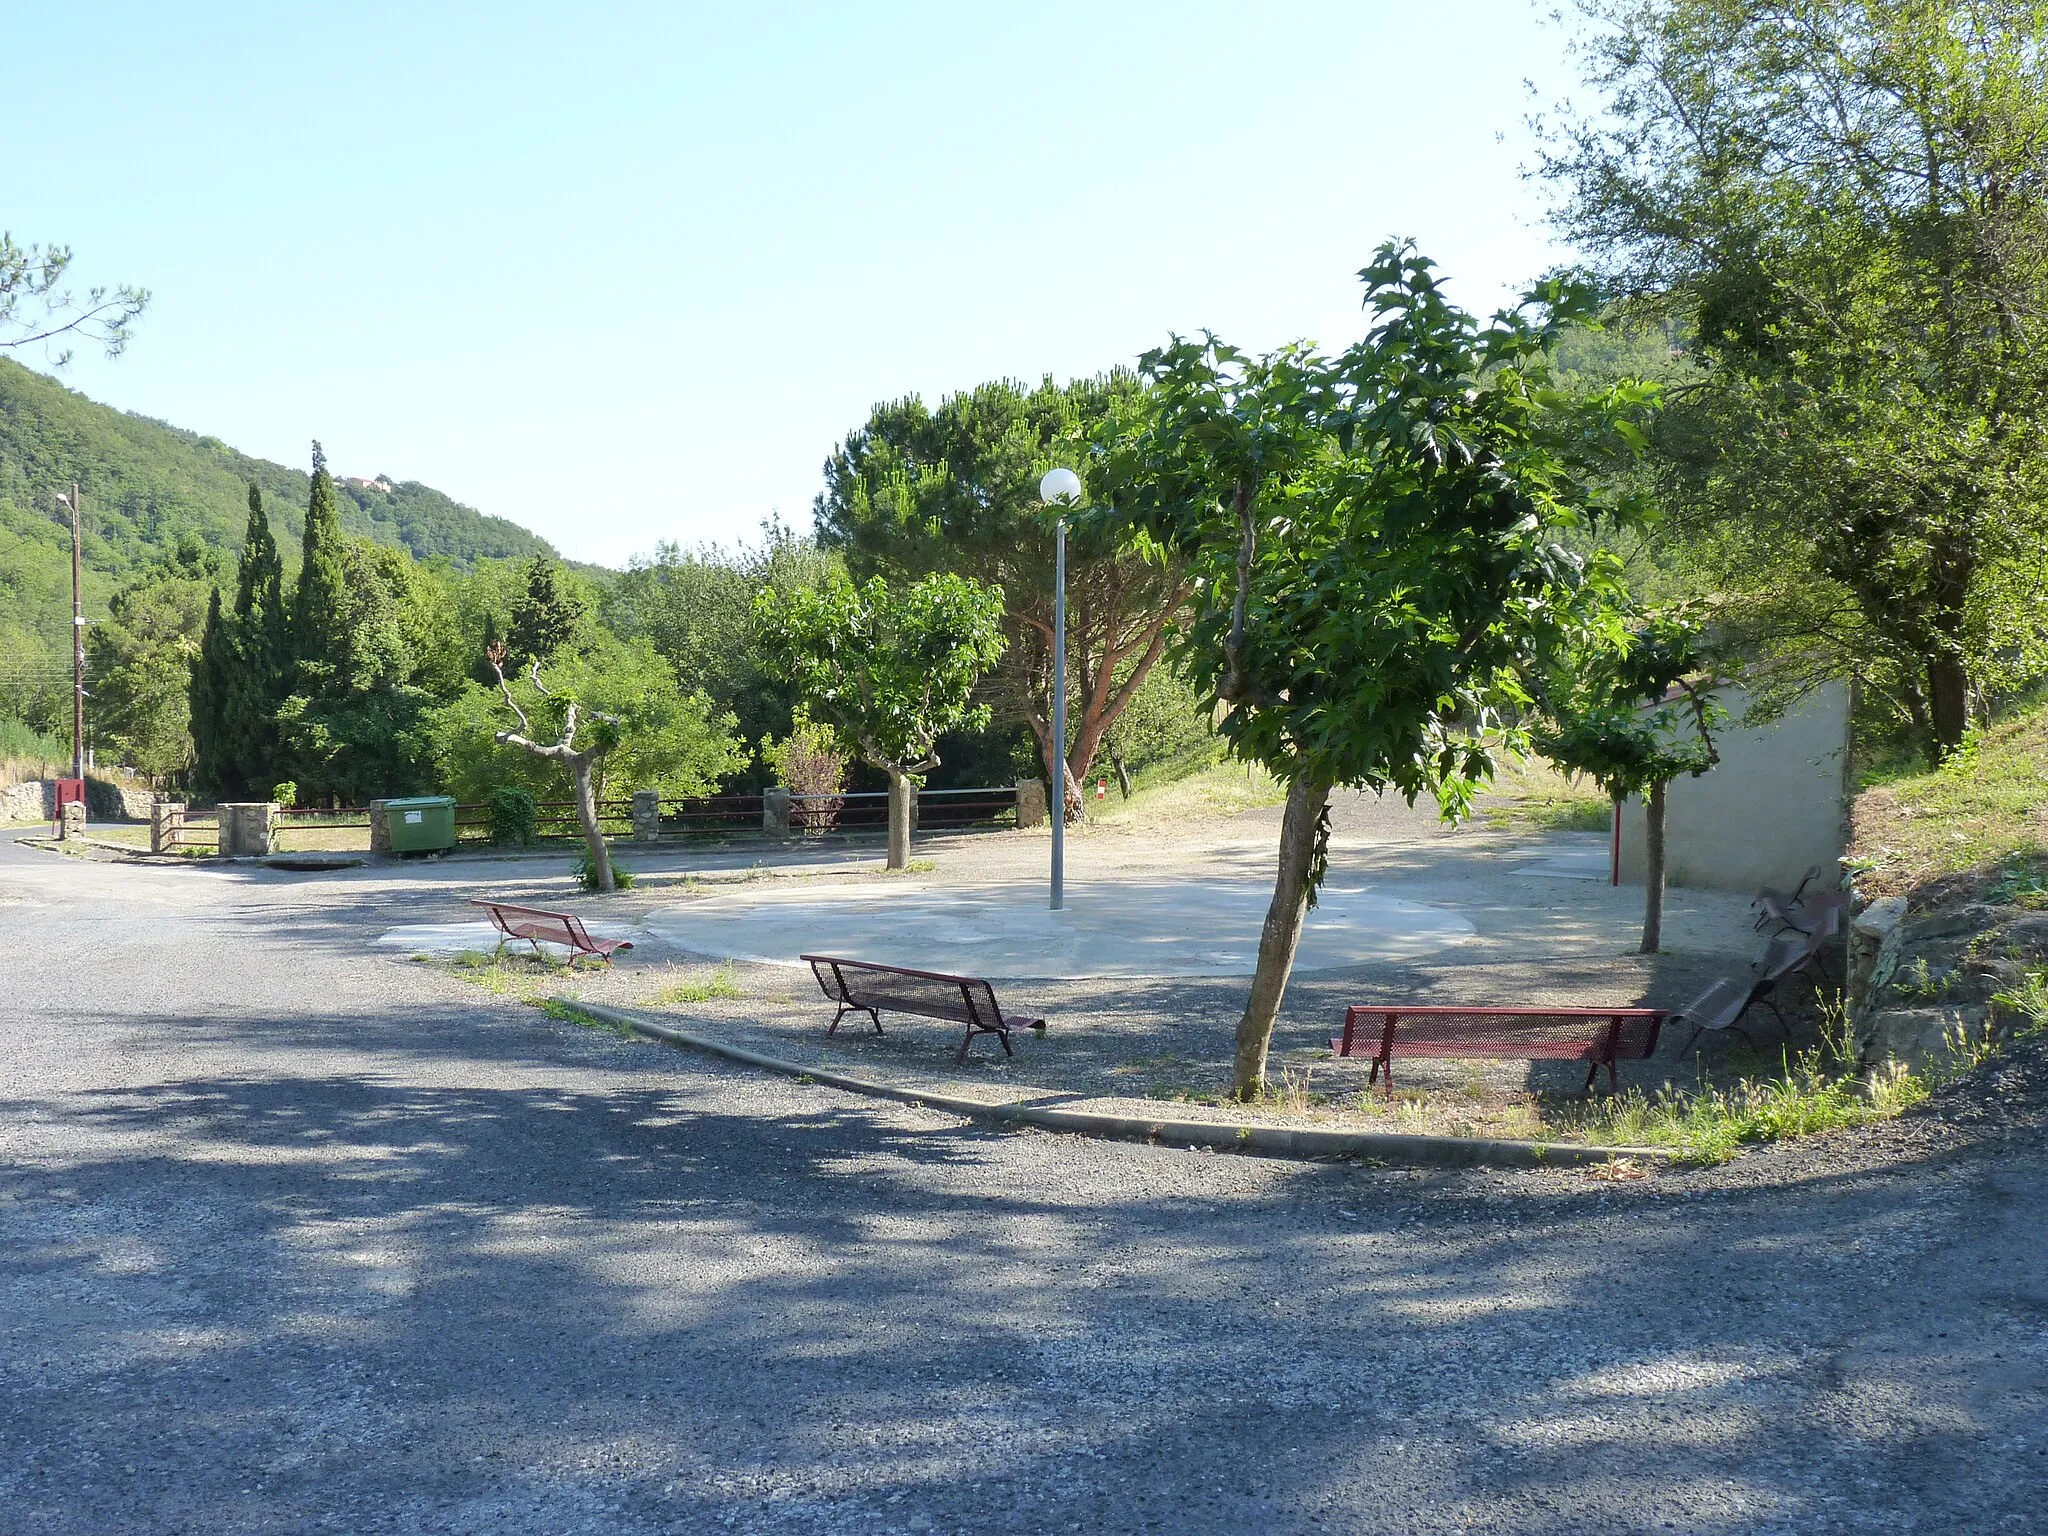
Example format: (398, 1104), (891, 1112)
(805, 955), (1001, 1029)
(470, 900), (593, 948)
(1341, 1005), (1664, 1060)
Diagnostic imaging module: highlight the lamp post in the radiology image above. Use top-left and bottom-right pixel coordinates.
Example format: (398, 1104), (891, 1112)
(55, 484), (84, 784)
(1038, 466), (1082, 911)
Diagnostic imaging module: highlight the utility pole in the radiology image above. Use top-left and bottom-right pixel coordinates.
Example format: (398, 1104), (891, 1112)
(64, 482), (84, 782)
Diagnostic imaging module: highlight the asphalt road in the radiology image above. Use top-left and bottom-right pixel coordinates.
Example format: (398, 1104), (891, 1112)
(2, 833), (2043, 1534)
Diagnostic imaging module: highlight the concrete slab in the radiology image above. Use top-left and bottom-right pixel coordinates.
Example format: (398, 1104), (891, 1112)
(642, 876), (1474, 981)
(374, 919), (641, 962)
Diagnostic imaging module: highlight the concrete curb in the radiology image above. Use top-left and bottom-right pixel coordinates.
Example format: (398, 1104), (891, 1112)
(564, 1000), (1673, 1170)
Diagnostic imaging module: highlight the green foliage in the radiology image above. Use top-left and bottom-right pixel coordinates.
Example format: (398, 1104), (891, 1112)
(0, 231), (148, 364)
(602, 522), (841, 781)
(425, 633), (748, 804)
(1089, 242), (1650, 825)
(1534, 607), (1724, 799)
(0, 715), (66, 766)
(86, 532), (216, 780)
(291, 443), (351, 670)
(1543, 0), (2048, 760)
(506, 556), (587, 668)
(815, 373), (1186, 784)
(753, 572), (1009, 776)
(760, 706), (848, 797)
(0, 358), (555, 723)
(575, 847), (633, 892)
(487, 785), (538, 847)
(270, 781), (298, 807)
(191, 484), (291, 796)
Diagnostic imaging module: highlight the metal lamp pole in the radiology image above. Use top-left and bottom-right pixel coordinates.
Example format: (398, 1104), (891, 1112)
(59, 484), (84, 782)
(1039, 468), (1082, 912)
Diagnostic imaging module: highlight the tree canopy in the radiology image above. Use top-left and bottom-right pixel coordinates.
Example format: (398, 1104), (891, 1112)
(1089, 244), (1656, 1095)
(1542, 0), (2048, 761)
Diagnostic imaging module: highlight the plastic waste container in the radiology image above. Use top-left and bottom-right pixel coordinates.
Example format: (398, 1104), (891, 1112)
(383, 795), (457, 853)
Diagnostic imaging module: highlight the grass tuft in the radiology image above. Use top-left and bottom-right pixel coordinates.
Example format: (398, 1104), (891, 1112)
(650, 963), (742, 1007)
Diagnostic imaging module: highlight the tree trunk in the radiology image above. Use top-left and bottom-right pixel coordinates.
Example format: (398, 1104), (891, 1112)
(1109, 742), (1132, 799)
(573, 757), (614, 893)
(885, 768), (912, 870)
(1232, 774), (1332, 1100)
(1927, 652), (1970, 761)
(1640, 779), (1666, 955)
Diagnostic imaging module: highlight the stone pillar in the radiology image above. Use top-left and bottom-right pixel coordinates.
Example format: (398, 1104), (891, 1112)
(150, 801), (187, 855)
(217, 802), (279, 858)
(368, 799), (391, 855)
(59, 802), (86, 841)
(631, 789), (661, 842)
(763, 787), (793, 839)
(1014, 778), (1048, 830)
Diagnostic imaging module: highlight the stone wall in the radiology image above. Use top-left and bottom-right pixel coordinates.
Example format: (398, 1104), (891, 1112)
(1851, 895), (2048, 1070)
(0, 776), (155, 822)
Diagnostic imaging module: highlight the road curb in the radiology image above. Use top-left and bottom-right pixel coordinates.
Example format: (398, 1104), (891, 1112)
(565, 1000), (1672, 1170)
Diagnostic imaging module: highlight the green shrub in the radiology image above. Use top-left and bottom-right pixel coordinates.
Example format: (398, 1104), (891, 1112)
(574, 846), (633, 891)
(488, 785), (538, 847)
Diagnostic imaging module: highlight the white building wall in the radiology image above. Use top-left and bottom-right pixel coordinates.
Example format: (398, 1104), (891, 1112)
(1616, 682), (1852, 894)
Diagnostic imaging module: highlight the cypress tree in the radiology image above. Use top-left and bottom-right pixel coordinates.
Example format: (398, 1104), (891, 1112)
(189, 586), (232, 793)
(189, 483), (296, 797)
(293, 440), (351, 677)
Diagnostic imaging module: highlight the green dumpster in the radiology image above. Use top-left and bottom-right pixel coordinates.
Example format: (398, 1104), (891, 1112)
(383, 795), (457, 853)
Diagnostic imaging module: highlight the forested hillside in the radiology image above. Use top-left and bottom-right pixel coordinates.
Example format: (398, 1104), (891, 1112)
(0, 357), (557, 688)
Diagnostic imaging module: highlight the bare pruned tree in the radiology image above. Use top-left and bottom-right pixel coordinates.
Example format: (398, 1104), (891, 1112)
(487, 640), (621, 893)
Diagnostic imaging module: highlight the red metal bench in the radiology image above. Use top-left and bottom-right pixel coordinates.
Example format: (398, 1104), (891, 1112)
(802, 955), (1046, 1063)
(468, 899), (633, 966)
(1331, 1005), (1666, 1095)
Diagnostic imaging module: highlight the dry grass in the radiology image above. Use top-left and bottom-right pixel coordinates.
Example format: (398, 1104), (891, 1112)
(1479, 755), (1615, 833)
(1083, 761), (1288, 829)
(1851, 701), (2048, 898)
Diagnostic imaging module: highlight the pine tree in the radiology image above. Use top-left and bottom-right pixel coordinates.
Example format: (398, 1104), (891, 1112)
(292, 440), (350, 677)
(506, 557), (585, 669)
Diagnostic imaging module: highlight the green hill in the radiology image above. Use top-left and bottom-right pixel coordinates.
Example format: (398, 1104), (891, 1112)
(0, 357), (558, 663)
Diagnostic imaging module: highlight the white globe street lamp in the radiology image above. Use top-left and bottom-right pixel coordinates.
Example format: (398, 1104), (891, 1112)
(1039, 467), (1081, 911)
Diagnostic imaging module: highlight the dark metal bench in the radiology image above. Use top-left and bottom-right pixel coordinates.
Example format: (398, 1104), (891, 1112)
(1331, 1005), (1666, 1095)
(469, 899), (633, 966)
(802, 955), (1046, 1063)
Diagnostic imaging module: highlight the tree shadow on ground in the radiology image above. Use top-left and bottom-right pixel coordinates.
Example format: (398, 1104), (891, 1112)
(3, 1027), (2040, 1535)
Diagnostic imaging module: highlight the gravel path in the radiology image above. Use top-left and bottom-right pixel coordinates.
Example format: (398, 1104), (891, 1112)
(3, 827), (2044, 1534)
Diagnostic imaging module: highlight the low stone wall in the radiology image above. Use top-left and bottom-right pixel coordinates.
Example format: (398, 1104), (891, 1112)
(1851, 894), (2048, 1070)
(0, 776), (155, 822)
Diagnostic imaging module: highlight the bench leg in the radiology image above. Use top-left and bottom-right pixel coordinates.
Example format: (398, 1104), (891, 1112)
(956, 1023), (1013, 1064)
(830, 1005), (882, 1038)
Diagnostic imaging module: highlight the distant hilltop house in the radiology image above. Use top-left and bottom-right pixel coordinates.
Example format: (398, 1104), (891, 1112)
(342, 475), (396, 493)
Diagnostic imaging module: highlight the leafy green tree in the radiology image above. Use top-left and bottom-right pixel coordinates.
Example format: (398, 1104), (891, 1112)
(89, 535), (216, 782)
(815, 375), (1188, 818)
(1534, 609), (1724, 952)
(432, 633), (745, 892)
(754, 573), (1008, 869)
(1542, 0), (2048, 762)
(603, 522), (843, 781)
(506, 555), (587, 668)
(1089, 245), (1653, 1098)
(277, 539), (440, 803)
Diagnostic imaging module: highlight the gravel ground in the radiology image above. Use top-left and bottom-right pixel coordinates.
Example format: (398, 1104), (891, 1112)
(3, 824), (2045, 1534)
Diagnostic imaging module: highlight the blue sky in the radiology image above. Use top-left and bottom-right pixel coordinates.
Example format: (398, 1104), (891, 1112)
(10, 3), (1586, 565)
